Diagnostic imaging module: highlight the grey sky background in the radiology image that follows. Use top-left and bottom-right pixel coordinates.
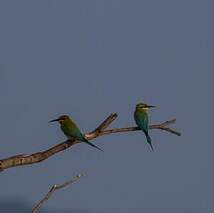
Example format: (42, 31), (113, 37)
(0, 1), (213, 212)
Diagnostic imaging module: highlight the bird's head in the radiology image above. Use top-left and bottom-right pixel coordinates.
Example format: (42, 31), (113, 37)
(136, 102), (156, 111)
(49, 115), (70, 125)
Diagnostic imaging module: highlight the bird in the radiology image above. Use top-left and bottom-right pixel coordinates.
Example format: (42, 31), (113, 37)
(134, 102), (156, 151)
(49, 115), (103, 152)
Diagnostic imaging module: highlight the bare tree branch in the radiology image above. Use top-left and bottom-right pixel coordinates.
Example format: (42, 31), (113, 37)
(99, 118), (181, 137)
(0, 113), (180, 172)
(31, 173), (86, 213)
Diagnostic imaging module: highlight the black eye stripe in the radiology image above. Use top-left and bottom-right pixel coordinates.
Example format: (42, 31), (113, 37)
(59, 116), (67, 120)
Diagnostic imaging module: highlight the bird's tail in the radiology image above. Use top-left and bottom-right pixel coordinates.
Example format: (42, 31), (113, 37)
(83, 138), (104, 152)
(143, 130), (154, 151)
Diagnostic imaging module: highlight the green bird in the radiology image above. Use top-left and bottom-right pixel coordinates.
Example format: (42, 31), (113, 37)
(134, 102), (156, 151)
(49, 115), (103, 152)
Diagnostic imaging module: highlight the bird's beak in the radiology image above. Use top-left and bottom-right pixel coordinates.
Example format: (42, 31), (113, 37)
(148, 105), (157, 108)
(49, 118), (59, 123)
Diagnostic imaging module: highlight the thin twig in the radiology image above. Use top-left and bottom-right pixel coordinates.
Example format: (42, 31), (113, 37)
(31, 172), (86, 213)
(0, 113), (180, 172)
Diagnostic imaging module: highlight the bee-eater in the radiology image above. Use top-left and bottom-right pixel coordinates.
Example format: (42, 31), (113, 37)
(134, 102), (156, 151)
(49, 115), (103, 152)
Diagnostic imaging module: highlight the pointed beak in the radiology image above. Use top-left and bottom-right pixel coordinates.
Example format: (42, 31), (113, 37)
(148, 105), (157, 108)
(49, 118), (59, 123)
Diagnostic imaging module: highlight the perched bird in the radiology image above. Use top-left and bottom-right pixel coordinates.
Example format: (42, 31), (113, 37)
(49, 115), (103, 152)
(134, 102), (156, 151)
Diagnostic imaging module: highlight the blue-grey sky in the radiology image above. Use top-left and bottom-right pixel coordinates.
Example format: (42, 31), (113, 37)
(0, 1), (213, 212)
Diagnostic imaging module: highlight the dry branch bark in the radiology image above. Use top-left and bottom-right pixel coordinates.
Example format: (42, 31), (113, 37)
(31, 173), (86, 213)
(0, 113), (180, 172)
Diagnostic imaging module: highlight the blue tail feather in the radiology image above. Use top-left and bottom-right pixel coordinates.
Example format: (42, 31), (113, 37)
(143, 130), (154, 151)
(83, 138), (104, 152)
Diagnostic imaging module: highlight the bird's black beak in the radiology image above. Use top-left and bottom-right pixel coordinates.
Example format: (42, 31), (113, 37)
(148, 105), (157, 108)
(49, 118), (59, 123)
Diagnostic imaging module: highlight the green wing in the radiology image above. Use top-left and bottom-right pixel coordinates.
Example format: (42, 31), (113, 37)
(134, 110), (149, 132)
(61, 122), (103, 152)
(134, 110), (154, 151)
(61, 123), (84, 140)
